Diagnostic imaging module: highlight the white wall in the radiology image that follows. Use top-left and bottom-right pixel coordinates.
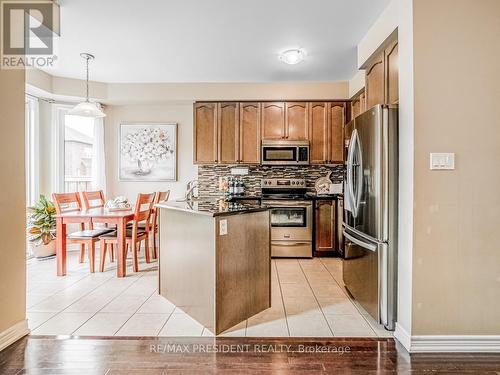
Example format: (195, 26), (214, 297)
(104, 103), (196, 201)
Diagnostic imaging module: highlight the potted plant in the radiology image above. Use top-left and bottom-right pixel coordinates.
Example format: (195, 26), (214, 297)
(27, 195), (57, 258)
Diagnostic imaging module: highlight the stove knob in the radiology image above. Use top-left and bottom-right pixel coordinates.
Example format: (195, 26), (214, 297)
(301, 181), (305, 185)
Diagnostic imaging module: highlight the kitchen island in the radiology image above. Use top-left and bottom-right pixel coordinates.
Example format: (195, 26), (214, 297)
(157, 199), (270, 335)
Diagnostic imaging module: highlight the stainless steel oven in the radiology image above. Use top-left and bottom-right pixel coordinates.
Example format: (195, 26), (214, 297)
(261, 178), (313, 258)
(261, 140), (310, 165)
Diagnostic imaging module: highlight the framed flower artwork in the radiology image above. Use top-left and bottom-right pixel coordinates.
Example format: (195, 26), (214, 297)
(119, 123), (177, 181)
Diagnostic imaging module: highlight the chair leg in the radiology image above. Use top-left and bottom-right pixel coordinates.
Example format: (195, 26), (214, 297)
(89, 242), (95, 273)
(109, 244), (114, 262)
(131, 241), (139, 273)
(79, 244), (85, 263)
(152, 231), (158, 260)
(144, 235), (151, 264)
(99, 242), (107, 272)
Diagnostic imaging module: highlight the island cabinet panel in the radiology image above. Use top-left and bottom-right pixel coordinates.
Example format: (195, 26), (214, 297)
(315, 199), (336, 256)
(385, 40), (399, 105)
(218, 102), (239, 164)
(194, 103), (218, 164)
(308, 102), (329, 164)
(365, 52), (385, 109)
(328, 102), (346, 163)
(239, 102), (261, 164)
(285, 102), (309, 140)
(261, 102), (285, 140)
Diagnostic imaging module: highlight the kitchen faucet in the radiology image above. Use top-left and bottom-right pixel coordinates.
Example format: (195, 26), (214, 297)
(186, 179), (198, 201)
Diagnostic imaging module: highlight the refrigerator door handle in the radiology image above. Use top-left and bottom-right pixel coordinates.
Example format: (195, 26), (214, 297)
(346, 130), (357, 215)
(343, 230), (377, 252)
(353, 130), (363, 216)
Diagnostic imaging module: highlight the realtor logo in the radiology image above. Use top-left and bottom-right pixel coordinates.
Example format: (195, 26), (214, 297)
(1, 0), (58, 68)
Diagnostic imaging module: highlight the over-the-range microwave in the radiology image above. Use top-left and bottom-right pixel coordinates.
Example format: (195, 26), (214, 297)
(261, 140), (310, 165)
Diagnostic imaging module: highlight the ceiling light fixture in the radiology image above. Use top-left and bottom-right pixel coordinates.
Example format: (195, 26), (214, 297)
(68, 53), (106, 118)
(279, 48), (307, 65)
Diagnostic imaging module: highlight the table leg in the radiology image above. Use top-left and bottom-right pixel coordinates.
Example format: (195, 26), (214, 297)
(56, 217), (67, 276)
(116, 218), (127, 277)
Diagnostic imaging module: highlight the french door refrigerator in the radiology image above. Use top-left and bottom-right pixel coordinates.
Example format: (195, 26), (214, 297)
(343, 104), (398, 330)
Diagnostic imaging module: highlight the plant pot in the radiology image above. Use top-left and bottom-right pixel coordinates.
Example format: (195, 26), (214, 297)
(30, 241), (56, 258)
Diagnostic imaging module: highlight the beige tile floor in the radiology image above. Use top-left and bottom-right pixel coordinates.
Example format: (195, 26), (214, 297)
(27, 252), (393, 338)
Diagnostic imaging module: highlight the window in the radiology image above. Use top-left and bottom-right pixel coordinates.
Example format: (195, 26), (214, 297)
(63, 115), (95, 192)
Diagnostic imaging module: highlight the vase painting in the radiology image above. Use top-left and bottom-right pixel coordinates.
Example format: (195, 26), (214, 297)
(119, 123), (177, 181)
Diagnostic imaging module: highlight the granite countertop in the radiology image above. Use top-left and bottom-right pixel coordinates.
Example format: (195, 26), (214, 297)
(156, 198), (268, 217)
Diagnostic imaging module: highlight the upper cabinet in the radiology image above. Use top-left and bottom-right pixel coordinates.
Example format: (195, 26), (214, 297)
(239, 103), (261, 164)
(194, 101), (348, 165)
(351, 90), (366, 119)
(308, 102), (329, 164)
(285, 102), (309, 140)
(364, 38), (399, 109)
(385, 40), (399, 105)
(365, 52), (385, 109)
(261, 102), (285, 140)
(218, 102), (239, 164)
(194, 103), (218, 164)
(328, 102), (345, 164)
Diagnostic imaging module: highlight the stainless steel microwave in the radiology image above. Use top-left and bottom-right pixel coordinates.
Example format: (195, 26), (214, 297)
(261, 140), (310, 165)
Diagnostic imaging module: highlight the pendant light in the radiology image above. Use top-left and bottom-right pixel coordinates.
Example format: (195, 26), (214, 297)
(68, 53), (106, 118)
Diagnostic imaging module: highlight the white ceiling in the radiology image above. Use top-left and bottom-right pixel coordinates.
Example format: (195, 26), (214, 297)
(44, 0), (390, 83)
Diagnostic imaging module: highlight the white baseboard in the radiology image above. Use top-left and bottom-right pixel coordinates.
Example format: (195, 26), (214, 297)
(411, 335), (500, 353)
(0, 320), (30, 352)
(394, 323), (411, 351)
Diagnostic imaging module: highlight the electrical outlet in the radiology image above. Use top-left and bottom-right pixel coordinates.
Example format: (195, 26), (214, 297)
(219, 219), (228, 235)
(430, 153), (455, 170)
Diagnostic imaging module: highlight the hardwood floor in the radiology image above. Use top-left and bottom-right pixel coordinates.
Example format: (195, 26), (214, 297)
(2, 336), (500, 374)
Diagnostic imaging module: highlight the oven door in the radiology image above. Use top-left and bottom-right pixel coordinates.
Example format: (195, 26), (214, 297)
(265, 201), (312, 241)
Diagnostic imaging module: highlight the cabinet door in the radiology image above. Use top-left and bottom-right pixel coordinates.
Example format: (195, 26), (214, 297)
(285, 102), (308, 140)
(315, 200), (336, 255)
(328, 102), (345, 163)
(365, 52), (385, 109)
(261, 102), (285, 140)
(308, 102), (328, 164)
(239, 103), (261, 164)
(351, 97), (361, 119)
(218, 102), (239, 164)
(194, 102), (217, 164)
(385, 40), (399, 105)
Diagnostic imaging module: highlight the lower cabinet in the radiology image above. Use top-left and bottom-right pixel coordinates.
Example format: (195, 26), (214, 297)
(314, 199), (337, 256)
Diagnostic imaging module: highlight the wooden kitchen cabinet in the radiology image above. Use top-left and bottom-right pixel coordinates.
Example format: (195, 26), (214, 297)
(218, 102), (239, 164)
(194, 102), (218, 164)
(385, 40), (399, 105)
(239, 102), (261, 164)
(308, 102), (329, 164)
(351, 90), (366, 119)
(315, 199), (336, 256)
(328, 102), (345, 164)
(261, 102), (285, 140)
(285, 102), (309, 140)
(365, 52), (385, 109)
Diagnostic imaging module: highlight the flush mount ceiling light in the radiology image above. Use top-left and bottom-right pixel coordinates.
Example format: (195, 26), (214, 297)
(68, 53), (106, 118)
(279, 48), (307, 65)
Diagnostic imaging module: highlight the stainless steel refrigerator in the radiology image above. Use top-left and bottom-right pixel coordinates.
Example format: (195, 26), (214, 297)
(343, 104), (398, 330)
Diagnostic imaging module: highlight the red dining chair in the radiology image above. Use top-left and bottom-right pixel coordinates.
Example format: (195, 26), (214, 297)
(52, 192), (113, 272)
(99, 193), (156, 273)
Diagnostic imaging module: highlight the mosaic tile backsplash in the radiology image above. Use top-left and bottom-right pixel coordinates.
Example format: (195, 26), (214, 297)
(198, 164), (344, 197)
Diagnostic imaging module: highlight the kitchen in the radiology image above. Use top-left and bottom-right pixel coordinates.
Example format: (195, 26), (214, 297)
(157, 31), (399, 336)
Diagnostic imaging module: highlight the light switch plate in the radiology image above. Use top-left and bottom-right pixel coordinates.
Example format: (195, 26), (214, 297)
(430, 153), (455, 170)
(219, 219), (228, 235)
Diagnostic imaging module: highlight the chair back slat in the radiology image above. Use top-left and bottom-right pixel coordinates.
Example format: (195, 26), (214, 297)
(82, 190), (105, 209)
(152, 191), (170, 228)
(52, 192), (82, 214)
(133, 193), (156, 222)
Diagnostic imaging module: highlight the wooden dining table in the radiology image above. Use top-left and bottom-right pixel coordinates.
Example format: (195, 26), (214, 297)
(54, 208), (135, 278)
